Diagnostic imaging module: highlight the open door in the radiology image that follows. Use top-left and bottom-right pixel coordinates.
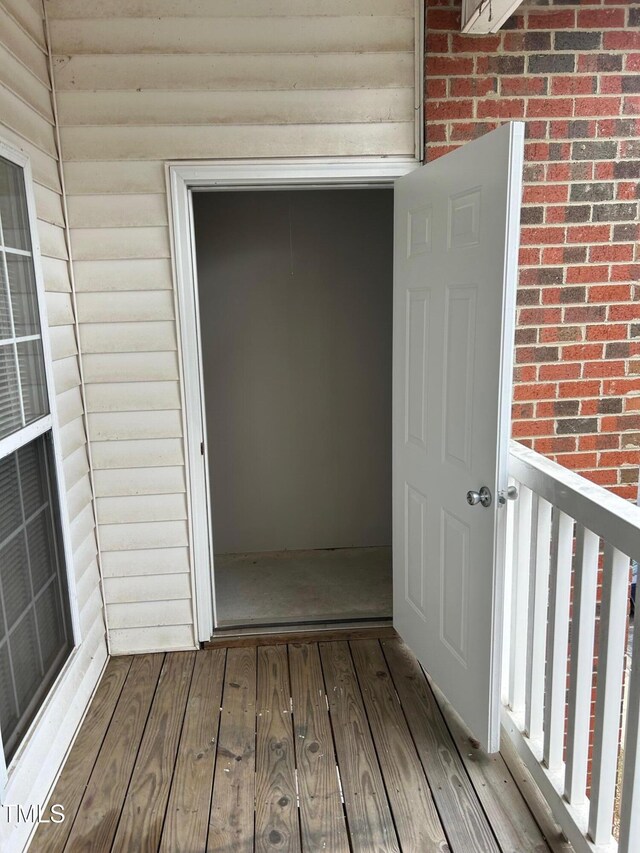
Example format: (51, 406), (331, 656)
(393, 122), (524, 752)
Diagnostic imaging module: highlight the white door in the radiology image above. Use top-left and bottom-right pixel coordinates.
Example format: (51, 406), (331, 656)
(393, 122), (524, 752)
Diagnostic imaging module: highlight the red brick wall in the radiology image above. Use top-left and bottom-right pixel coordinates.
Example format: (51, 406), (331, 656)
(425, 0), (640, 500)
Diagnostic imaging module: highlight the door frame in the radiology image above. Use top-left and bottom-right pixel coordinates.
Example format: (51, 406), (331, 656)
(168, 157), (418, 641)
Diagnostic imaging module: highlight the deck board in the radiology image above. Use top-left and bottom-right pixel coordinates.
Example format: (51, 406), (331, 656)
(36, 634), (556, 853)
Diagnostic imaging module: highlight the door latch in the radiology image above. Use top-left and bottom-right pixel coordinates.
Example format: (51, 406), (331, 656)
(498, 485), (518, 506)
(466, 486), (492, 508)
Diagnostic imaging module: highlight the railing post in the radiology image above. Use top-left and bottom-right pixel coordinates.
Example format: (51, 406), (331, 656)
(525, 493), (552, 742)
(564, 525), (599, 806)
(588, 544), (629, 845)
(619, 584), (640, 853)
(509, 485), (532, 714)
(543, 508), (573, 775)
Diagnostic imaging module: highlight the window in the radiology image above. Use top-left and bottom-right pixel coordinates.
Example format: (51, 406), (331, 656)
(0, 149), (73, 770)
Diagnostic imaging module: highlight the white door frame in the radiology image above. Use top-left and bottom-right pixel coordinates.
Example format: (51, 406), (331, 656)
(167, 157), (418, 642)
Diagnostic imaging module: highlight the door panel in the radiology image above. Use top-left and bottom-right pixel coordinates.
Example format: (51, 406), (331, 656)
(393, 122), (524, 752)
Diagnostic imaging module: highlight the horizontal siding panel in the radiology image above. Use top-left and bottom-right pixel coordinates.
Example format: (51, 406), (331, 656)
(0, 122), (60, 191)
(3, 0), (47, 49)
(38, 220), (69, 260)
(69, 502), (96, 552)
(0, 43), (52, 120)
(66, 474), (94, 524)
(45, 290), (74, 326)
(41, 255), (71, 292)
(100, 519), (189, 551)
(73, 527), (99, 583)
(52, 354), (81, 395)
(0, 5), (49, 86)
(79, 320), (177, 353)
(79, 583), (103, 638)
(63, 160), (165, 194)
(60, 416), (88, 461)
(35, 184), (65, 227)
(58, 88), (414, 127)
(70, 225), (170, 260)
(109, 624), (195, 654)
(93, 465), (185, 497)
(56, 385), (84, 427)
(97, 493), (187, 524)
(88, 409), (183, 441)
(73, 258), (173, 292)
(67, 193), (168, 228)
(82, 352), (179, 383)
(48, 0), (414, 18)
(0, 83), (56, 155)
(107, 599), (192, 630)
(62, 445), (89, 492)
(61, 122), (414, 160)
(49, 323), (78, 361)
(101, 546), (189, 577)
(76, 290), (174, 323)
(53, 52), (413, 93)
(85, 380), (180, 412)
(50, 16), (413, 55)
(91, 438), (184, 469)
(103, 573), (191, 604)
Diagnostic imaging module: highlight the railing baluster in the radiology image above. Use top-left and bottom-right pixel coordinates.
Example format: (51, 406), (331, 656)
(543, 508), (574, 774)
(501, 477), (517, 705)
(525, 494), (552, 742)
(509, 484), (532, 714)
(564, 525), (599, 805)
(619, 584), (640, 853)
(588, 544), (630, 844)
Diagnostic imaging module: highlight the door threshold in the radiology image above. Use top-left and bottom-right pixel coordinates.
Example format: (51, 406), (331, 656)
(204, 618), (395, 649)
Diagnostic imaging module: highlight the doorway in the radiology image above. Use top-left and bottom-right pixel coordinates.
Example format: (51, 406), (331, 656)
(192, 189), (393, 628)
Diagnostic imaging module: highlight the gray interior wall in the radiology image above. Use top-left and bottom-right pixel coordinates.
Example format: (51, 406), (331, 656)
(193, 189), (393, 554)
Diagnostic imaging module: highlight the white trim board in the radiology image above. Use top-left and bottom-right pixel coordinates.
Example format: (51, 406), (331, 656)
(167, 156), (417, 642)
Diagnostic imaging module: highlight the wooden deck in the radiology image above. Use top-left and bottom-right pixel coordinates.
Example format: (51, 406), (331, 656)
(33, 632), (559, 852)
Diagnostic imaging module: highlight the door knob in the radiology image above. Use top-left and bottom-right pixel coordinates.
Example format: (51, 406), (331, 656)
(467, 486), (492, 508)
(498, 485), (519, 505)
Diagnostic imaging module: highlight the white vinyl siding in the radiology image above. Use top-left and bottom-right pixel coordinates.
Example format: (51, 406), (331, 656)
(0, 3), (106, 849)
(46, 0), (417, 650)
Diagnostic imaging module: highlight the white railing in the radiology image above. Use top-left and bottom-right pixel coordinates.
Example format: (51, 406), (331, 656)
(502, 440), (640, 853)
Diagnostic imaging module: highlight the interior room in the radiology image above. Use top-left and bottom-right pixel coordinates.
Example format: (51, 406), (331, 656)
(192, 188), (394, 627)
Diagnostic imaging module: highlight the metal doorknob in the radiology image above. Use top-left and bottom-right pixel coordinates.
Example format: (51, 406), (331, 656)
(498, 485), (519, 506)
(467, 486), (492, 508)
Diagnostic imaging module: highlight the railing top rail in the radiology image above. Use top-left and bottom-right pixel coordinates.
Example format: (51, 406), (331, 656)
(509, 440), (640, 564)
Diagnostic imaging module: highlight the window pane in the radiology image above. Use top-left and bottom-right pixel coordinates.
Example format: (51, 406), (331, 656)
(0, 158), (31, 252)
(0, 260), (12, 339)
(0, 434), (72, 762)
(17, 338), (48, 424)
(0, 343), (22, 438)
(5, 254), (39, 336)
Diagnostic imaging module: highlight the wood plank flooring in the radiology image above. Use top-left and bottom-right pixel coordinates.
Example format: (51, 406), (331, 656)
(32, 634), (555, 853)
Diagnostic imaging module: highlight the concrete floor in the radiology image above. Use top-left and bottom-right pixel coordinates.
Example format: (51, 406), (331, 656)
(214, 546), (392, 627)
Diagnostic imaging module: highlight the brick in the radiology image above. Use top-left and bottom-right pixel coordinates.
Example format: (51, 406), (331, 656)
(450, 77), (497, 97)
(512, 402), (535, 419)
(570, 182), (613, 202)
(599, 451), (640, 467)
(616, 182), (639, 201)
(565, 205), (592, 223)
(425, 33), (449, 53)
(554, 400), (580, 417)
(610, 264), (640, 282)
(606, 341), (631, 359)
(589, 244), (635, 263)
(519, 248), (541, 265)
(578, 54), (623, 74)
(613, 161), (640, 180)
(524, 183), (569, 204)
(604, 378), (640, 395)
(485, 55), (525, 75)
(449, 121), (498, 142)
(613, 224), (639, 242)
(450, 34), (501, 54)
(572, 140), (618, 161)
(594, 162), (615, 181)
(515, 365), (537, 383)
(592, 203), (638, 222)
(504, 31), (551, 52)
(426, 122), (447, 143)
(426, 78), (447, 98)
(525, 120), (549, 140)
(604, 31), (640, 52)
(428, 56), (473, 76)
(528, 54), (575, 75)
(562, 344), (604, 361)
(586, 323), (629, 341)
(590, 284), (632, 302)
(515, 328), (537, 345)
(622, 434), (640, 449)
(559, 286), (587, 304)
(534, 436), (577, 454)
(583, 360), (627, 378)
(512, 419), (555, 438)
(540, 363), (581, 381)
(521, 225), (566, 245)
(426, 100), (475, 120)
(623, 96), (640, 116)
(554, 32), (601, 52)
(554, 452), (598, 470)
(563, 120), (597, 139)
(477, 98), (525, 119)
(513, 382), (557, 401)
(598, 398), (623, 415)
(567, 265), (610, 284)
(556, 418), (599, 435)
(521, 207), (544, 225)
(578, 8), (627, 29)
(501, 77), (548, 97)
(574, 97), (622, 117)
(517, 286), (541, 306)
(528, 11), (576, 30)
(609, 304), (640, 321)
(579, 434), (620, 452)
(597, 118), (640, 138)
(425, 8), (460, 30)
(567, 225), (611, 244)
(564, 305), (607, 323)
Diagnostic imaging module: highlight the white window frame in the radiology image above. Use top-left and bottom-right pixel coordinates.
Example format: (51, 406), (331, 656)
(167, 156), (418, 643)
(0, 138), (80, 796)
